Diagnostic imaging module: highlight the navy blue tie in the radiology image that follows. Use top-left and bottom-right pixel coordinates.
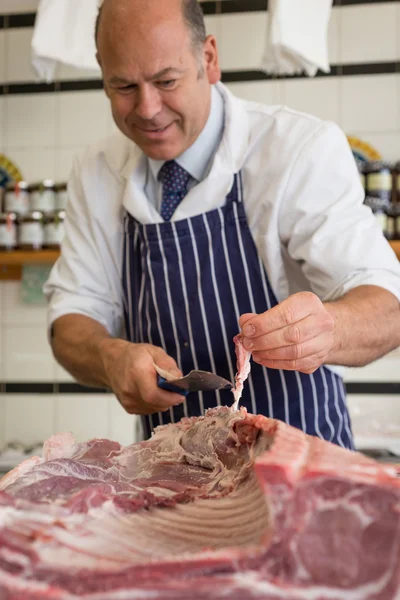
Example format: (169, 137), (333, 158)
(159, 160), (192, 222)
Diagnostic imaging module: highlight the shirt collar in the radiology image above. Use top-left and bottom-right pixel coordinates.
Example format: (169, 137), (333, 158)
(148, 84), (225, 183)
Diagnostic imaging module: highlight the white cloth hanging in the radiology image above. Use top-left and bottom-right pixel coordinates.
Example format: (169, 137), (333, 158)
(31, 0), (101, 83)
(262, 0), (333, 77)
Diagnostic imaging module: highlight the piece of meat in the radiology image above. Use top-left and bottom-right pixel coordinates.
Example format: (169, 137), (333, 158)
(0, 407), (399, 600)
(232, 334), (252, 410)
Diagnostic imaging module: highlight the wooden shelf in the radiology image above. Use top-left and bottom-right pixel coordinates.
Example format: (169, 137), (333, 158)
(0, 250), (60, 280)
(0, 250), (60, 266)
(390, 240), (400, 260)
(0, 242), (399, 280)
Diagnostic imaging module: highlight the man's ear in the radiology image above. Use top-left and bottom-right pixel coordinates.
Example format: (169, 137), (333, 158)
(204, 35), (221, 85)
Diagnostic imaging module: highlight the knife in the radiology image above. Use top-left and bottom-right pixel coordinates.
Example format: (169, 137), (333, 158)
(154, 364), (233, 397)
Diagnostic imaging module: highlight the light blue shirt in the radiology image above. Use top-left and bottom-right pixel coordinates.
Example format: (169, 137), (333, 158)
(145, 85), (225, 212)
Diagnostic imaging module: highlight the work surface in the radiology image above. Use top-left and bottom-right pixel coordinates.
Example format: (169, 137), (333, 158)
(0, 406), (399, 599)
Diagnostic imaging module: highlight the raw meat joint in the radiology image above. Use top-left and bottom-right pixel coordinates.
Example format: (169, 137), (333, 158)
(0, 407), (399, 599)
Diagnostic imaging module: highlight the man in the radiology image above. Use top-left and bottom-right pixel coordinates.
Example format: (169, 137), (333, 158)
(44, 0), (400, 448)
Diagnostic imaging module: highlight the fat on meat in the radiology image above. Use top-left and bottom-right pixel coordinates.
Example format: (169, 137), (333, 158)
(232, 334), (251, 410)
(0, 405), (399, 600)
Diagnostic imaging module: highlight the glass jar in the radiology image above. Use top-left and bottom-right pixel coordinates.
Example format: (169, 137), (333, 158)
(385, 204), (396, 241)
(364, 196), (388, 237)
(44, 210), (65, 249)
(393, 203), (400, 241)
(365, 161), (393, 204)
(54, 183), (68, 210)
(0, 212), (18, 251)
(395, 162), (400, 205)
(29, 180), (56, 213)
(18, 211), (44, 250)
(4, 181), (30, 215)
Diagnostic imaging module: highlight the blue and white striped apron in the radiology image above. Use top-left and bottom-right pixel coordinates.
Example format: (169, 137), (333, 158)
(122, 173), (354, 449)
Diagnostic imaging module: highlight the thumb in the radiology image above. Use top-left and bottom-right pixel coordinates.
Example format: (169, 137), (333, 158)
(150, 347), (182, 379)
(238, 313), (257, 331)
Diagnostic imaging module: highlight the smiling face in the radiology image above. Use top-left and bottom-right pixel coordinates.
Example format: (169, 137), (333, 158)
(97, 0), (221, 161)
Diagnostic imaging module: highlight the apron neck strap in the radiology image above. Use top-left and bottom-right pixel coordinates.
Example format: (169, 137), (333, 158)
(226, 172), (243, 206)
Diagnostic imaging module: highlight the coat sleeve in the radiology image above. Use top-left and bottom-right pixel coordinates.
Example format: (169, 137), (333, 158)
(280, 121), (400, 302)
(43, 151), (125, 339)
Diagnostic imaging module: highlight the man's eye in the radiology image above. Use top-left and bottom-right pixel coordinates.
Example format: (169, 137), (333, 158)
(159, 80), (176, 88)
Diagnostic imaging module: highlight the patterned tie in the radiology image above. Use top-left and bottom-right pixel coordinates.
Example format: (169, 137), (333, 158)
(159, 160), (192, 222)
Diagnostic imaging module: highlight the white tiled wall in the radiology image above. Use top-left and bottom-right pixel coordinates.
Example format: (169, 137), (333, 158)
(0, 2), (399, 448)
(0, 392), (138, 448)
(0, 283), (138, 448)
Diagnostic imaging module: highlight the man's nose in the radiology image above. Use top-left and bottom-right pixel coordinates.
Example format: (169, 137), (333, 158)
(135, 86), (162, 121)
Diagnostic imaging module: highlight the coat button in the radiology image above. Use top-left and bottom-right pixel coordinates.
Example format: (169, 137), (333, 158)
(183, 341), (189, 348)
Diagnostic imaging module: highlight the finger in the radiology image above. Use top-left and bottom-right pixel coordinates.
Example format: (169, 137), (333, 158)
(137, 373), (186, 409)
(238, 313), (257, 331)
(241, 292), (320, 339)
(252, 353), (324, 374)
(243, 315), (324, 352)
(149, 346), (182, 378)
(252, 333), (331, 362)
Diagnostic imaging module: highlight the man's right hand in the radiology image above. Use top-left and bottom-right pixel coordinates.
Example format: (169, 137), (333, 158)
(99, 339), (185, 415)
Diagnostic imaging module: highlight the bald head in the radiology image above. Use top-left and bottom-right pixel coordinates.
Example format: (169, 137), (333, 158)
(95, 0), (221, 161)
(95, 0), (206, 55)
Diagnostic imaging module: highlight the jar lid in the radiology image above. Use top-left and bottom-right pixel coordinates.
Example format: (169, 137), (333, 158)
(364, 161), (393, 174)
(54, 182), (67, 192)
(5, 180), (29, 191)
(364, 196), (390, 211)
(19, 210), (44, 221)
(44, 209), (66, 223)
(355, 159), (366, 174)
(28, 179), (55, 192)
(0, 212), (17, 221)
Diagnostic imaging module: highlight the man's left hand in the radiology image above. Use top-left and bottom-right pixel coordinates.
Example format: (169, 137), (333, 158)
(239, 292), (335, 374)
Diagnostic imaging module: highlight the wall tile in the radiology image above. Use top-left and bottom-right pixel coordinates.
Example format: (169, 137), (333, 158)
(5, 28), (37, 84)
(56, 63), (101, 82)
(327, 6), (340, 66)
(56, 394), (111, 441)
(226, 80), (281, 106)
(341, 74), (399, 133)
(397, 3), (400, 61)
(348, 394), (400, 444)
(58, 91), (111, 148)
(204, 14), (222, 42)
(5, 147), (57, 182)
(4, 394), (55, 445)
(0, 395), (5, 449)
(340, 3), (398, 64)
(0, 285), (3, 379)
(1, 281), (47, 327)
(3, 325), (56, 382)
(344, 354), (400, 383)
(282, 77), (341, 125)
(348, 131), (400, 162)
(55, 362), (76, 383)
(0, 1), (39, 13)
(5, 93), (57, 149)
(219, 12), (268, 72)
(0, 30), (5, 85)
(0, 97), (5, 153)
(55, 146), (83, 181)
(109, 396), (138, 446)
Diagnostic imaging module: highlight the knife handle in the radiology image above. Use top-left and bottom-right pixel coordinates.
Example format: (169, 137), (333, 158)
(157, 376), (189, 397)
